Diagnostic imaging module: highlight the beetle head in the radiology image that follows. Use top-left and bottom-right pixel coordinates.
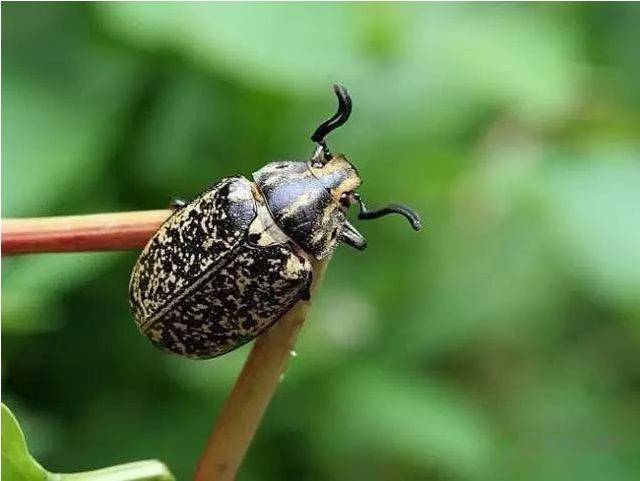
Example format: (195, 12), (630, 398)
(254, 85), (422, 259)
(308, 154), (361, 205)
(307, 85), (423, 252)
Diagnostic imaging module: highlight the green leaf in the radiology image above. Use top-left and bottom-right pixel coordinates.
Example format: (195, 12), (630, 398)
(57, 461), (175, 481)
(1, 404), (48, 481)
(1, 404), (175, 481)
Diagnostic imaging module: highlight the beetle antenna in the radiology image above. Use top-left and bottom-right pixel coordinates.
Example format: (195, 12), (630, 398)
(354, 193), (422, 231)
(310, 84), (352, 164)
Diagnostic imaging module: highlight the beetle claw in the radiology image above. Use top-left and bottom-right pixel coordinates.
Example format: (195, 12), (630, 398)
(169, 198), (187, 210)
(310, 84), (352, 164)
(340, 221), (367, 251)
(354, 194), (422, 231)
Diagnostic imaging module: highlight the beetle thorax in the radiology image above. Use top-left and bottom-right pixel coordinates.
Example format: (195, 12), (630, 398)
(252, 156), (361, 259)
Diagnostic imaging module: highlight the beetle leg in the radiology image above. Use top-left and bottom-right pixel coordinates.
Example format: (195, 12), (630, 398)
(339, 220), (367, 251)
(354, 194), (422, 231)
(300, 286), (311, 301)
(309, 84), (352, 165)
(169, 198), (187, 210)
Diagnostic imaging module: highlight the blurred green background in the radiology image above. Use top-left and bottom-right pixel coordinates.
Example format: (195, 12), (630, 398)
(2, 2), (640, 480)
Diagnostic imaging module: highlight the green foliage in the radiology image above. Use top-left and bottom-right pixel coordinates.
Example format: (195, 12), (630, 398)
(1, 404), (174, 481)
(3, 3), (640, 481)
(2, 404), (47, 481)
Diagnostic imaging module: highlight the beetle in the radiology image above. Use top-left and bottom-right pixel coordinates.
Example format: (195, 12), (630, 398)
(129, 85), (421, 359)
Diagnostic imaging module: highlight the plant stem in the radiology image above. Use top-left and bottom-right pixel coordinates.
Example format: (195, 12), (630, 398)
(1, 210), (171, 256)
(193, 258), (328, 481)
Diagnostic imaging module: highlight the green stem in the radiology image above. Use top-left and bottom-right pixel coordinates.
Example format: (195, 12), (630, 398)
(54, 460), (174, 481)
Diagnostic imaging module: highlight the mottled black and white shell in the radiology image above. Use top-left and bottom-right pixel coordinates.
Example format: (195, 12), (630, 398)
(130, 84), (421, 360)
(129, 176), (313, 359)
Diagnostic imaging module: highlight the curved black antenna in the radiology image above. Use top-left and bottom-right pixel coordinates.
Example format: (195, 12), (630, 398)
(354, 194), (422, 231)
(310, 84), (352, 163)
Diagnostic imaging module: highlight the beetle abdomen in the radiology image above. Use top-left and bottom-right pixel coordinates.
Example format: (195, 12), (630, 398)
(129, 175), (313, 359)
(144, 242), (312, 358)
(129, 177), (256, 326)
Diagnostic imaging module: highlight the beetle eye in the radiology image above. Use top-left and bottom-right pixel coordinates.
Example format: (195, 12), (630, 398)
(339, 193), (352, 208)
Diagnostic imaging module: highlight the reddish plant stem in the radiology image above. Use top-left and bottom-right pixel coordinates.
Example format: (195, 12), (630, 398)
(1, 210), (171, 256)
